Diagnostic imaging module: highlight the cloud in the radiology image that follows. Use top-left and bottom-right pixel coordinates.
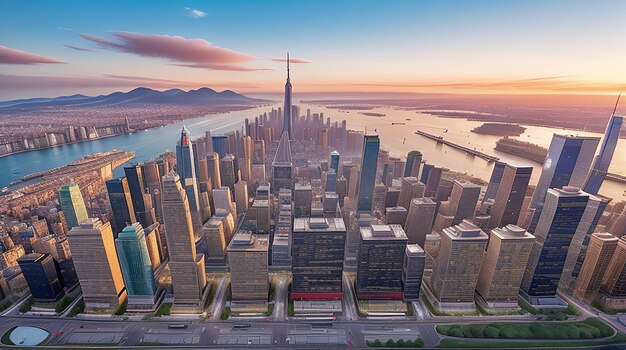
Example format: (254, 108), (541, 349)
(80, 31), (266, 71)
(64, 44), (91, 52)
(0, 46), (65, 65)
(336, 76), (626, 93)
(272, 57), (311, 64)
(0, 73), (258, 91)
(184, 7), (207, 18)
(173, 63), (272, 71)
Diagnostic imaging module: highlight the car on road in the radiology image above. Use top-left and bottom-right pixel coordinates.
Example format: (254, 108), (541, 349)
(53, 332), (63, 337)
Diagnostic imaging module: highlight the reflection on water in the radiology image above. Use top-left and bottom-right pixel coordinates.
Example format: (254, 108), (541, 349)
(1, 102), (624, 199)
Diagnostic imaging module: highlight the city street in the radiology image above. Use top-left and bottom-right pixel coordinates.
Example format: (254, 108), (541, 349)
(208, 276), (229, 321)
(272, 275), (288, 321)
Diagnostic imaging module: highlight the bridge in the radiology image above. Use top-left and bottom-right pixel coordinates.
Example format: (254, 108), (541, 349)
(415, 130), (500, 163)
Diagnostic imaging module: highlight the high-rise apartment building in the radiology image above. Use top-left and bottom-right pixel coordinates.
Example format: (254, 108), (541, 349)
(404, 197), (436, 247)
(476, 225), (534, 308)
(227, 231), (269, 312)
(397, 177), (425, 210)
(428, 220), (488, 310)
(402, 244), (425, 301)
(67, 218), (127, 310)
(574, 232), (618, 302)
(161, 172), (206, 312)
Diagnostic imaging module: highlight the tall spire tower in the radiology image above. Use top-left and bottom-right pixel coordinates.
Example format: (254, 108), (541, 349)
(272, 52), (294, 192)
(283, 52), (294, 139)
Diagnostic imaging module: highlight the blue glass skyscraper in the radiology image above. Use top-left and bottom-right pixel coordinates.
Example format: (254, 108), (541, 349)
(527, 135), (599, 233)
(106, 177), (136, 237)
(58, 183), (88, 229)
(583, 115), (623, 195)
(521, 187), (589, 303)
(357, 135), (380, 212)
(326, 170), (337, 192)
(115, 223), (157, 298)
(176, 126), (200, 212)
(330, 151), (340, 174)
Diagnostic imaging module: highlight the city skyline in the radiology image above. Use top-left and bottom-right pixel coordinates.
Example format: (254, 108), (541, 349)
(2, 1), (626, 99)
(1, 5), (626, 347)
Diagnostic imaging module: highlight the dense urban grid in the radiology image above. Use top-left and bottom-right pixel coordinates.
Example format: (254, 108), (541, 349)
(1, 58), (626, 348)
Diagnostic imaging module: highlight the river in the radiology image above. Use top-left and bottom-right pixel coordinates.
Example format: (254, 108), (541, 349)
(1, 102), (624, 200)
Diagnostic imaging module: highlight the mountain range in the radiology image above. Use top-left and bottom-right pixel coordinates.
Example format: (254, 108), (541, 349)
(0, 87), (266, 111)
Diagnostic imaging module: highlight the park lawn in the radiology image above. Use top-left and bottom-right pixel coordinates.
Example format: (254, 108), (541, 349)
(437, 333), (626, 348)
(437, 318), (613, 340)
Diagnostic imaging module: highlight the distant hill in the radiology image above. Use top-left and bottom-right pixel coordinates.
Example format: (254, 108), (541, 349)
(0, 87), (266, 111)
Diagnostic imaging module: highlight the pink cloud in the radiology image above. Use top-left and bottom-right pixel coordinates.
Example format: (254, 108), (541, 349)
(272, 57), (310, 64)
(0, 45), (65, 65)
(80, 31), (267, 71)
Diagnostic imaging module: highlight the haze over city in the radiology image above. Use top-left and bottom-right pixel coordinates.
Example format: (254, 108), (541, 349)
(1, 1), (626, 349)
(2, 0), (626, 99)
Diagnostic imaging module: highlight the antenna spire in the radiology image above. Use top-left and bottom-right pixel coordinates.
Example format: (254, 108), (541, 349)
(612, 92), (621, 116)
(287, 52), (290, 80)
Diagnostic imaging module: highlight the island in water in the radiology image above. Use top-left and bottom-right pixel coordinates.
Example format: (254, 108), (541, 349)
(471, 123), (526, 136)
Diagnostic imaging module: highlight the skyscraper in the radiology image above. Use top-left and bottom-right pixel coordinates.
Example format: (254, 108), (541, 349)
(404, 197), (436, 247)
(561, 194), (611, 290)
(283, 53), (294, 139)
(176, 126), (201, 212)
(330, 150), (340, 174)
(234, 181), (249, 214)
(206, 152), (222, 189)
(124, 164), (147, 215)
(115, 223), (157, 310)
(357, 135), (380, 212)
(220, 153), (237, 190)
(428, 220), (488, 310)
(67, 218), (127, 310)
(356, 224), (408, 300)
(291, 218), (346, 301)
(476, 225), (534, 308)
(272, 131), (294, 192)
(526, 135), (599, 232)
(521, 187), (589, 305)
(584, 115), (623, 195)
(404, 150), (422, 178)
(574, 232), (618, 302)
(598, 237), (626, 309)
(18, 253), (64, 302)
(402, 244), (425, 301)
(161, 172), (207, 312)
(488, 164), (533, 229)
(397, 177), (425, 210)
(227, 231), (269, 312)
(434, 180), (480, 231)
(484, 161), (506, 203)
(106, 177), (136, 236)
(58, 183), (88, 229)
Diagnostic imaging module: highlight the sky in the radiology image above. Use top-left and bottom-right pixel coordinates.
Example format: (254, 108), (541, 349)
(1, 0), (626, 99)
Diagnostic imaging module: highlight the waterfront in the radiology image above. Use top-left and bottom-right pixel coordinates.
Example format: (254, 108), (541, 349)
(1, 102), (625, 200)
(302, 103), (626, 200)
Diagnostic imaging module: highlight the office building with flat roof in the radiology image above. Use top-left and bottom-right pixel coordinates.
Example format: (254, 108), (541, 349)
(356, 224), (408, 300)
(228, 231), (269, 313)
(291, 217), (346, 300)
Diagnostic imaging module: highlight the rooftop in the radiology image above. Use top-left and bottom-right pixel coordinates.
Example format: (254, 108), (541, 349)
(361, 224), (408, 241)
(491, 224), (534, 240)
(293, 217), (346, 233)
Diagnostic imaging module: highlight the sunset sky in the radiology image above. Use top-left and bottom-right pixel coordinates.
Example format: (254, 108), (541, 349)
(2, 0), (626, 99)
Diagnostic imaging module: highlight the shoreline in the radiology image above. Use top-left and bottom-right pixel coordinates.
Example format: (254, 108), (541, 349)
(0, 105), (264, 159)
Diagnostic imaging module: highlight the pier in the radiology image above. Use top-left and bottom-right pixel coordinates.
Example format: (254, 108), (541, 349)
(415, 130), (500, 162)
